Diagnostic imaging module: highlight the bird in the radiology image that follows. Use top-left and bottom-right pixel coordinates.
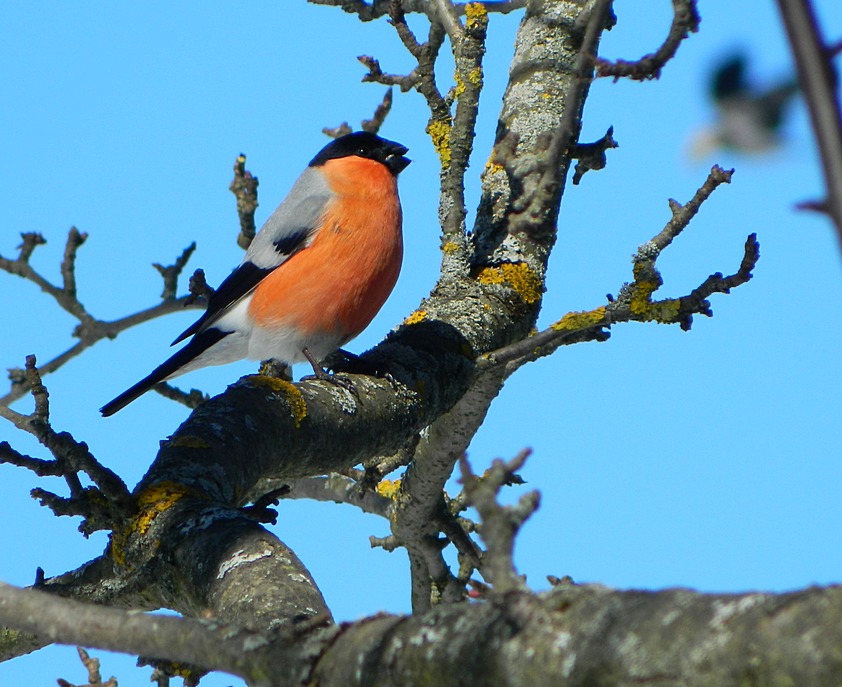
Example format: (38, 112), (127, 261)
(690, 53), (798, 157)
(101, 131), (410, 416)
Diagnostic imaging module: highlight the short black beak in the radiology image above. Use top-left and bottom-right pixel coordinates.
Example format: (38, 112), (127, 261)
(386, 152), (411, 174)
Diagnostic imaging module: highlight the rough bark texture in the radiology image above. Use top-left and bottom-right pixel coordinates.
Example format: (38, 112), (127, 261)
(5, 582), (842, 686)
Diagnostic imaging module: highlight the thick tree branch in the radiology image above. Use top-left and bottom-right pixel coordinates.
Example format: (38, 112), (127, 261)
(0, 582), (323, 686)
(285, 474), (393, 518)
(0, 551), (166, 662)
(6, 580), (842, 686)
(474, 0), (612, 267)
(384, 374), (503, 611)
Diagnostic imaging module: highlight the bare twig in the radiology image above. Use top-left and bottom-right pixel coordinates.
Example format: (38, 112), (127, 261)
(229, 154), (260, 250)
(361, 87), (394, 133)
(0, 356), (132, 535)
(60, 227), (88, 299)
(776, 0), (842, 250)
(596, 0), (700, 81)
(478, 166), (757, 373)
(358, 55), (420, 92)
(570, 125), (618, 184)
(284, 474), (393, 518)
(2, 232), (205, 406)
(648, 165), (734, 252)
(0, 230), (90, 322)
(438, 0), (488, 266)
(0, 227), (207, 406)
(388, 1), (450, 119)
(153, 242), (197, 299)
(150, 381), (209, 410)
(56, 646), (118, 687)
(16, 231), (46, 262)
(323, 88), (396, 138)
(458, 451), (538, 593)
(185, 268), (214, 305)
(334, 0), (489, 271)
(2, 296), (203, 407)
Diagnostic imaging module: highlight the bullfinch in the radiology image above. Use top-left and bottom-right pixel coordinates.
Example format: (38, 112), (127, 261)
(101, 131), (410, 416)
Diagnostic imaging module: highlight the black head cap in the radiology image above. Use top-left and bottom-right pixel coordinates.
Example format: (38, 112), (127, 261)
(309, 131), (411, 175)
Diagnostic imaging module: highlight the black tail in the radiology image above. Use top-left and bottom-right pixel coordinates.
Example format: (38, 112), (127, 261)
(100, 329), (229, 416)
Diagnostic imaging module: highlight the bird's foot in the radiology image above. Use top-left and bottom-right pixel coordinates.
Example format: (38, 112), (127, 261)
(321, 348), (384, 376)
(301, 348), (360, 399)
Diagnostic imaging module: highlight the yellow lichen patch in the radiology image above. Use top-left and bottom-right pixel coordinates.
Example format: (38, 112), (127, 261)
(442, 241), (461, 254)
(249, 375), (308, 427)
(167, 663), (196, 680)
(629, 263), (683, 323)
(475, 263), (543, 305)
(644, 298), (682, 323)
(629, 261), (681, 323)
(552, 306), (607, 332)
(468, 66), (483, 86)
(404, 310), (428, 325)
(109, 530), (129, 567)
(286, 386), (308, 428)
(168, 435), (210, 450)
(484, 160), (504, 175)
(454, 71), (466, 99)
(112, 481), (194, 566)
(376, 479), (402, 499)
(629, 280), (659, 316)
(465, 2), (488, 28)
(135, 482), (193, 535)
(475, 266), (505, 286)
(427, 118), (452, 168)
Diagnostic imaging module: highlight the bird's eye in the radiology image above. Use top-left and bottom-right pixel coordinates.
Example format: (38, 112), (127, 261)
(357, 147), (367, 155)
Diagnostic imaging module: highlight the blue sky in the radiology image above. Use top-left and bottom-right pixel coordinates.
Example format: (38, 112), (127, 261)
(2, 2), (841, 685)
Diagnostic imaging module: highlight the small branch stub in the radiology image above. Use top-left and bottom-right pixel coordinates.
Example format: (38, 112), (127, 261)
(230, 154), (259, 250)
